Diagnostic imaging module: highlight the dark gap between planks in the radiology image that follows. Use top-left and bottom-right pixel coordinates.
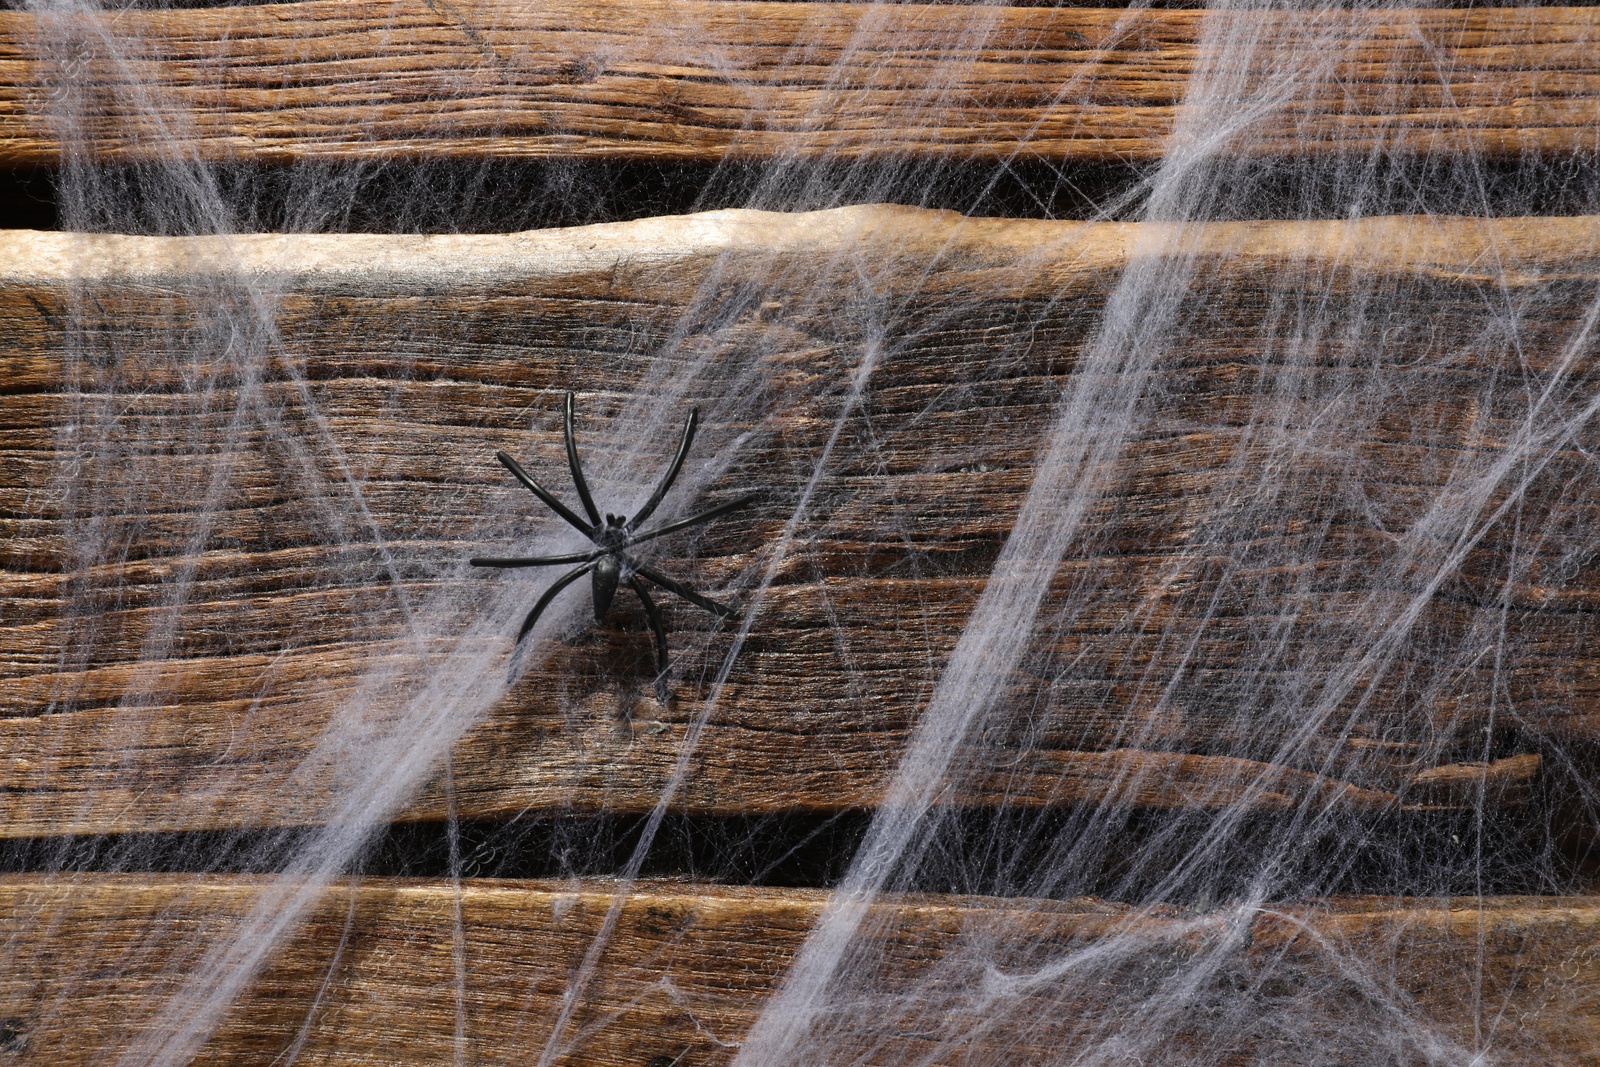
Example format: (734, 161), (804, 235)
(4, 154), (1600, 234)
(3, 743), (1597, 901)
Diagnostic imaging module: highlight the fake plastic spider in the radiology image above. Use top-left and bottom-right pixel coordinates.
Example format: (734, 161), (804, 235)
(472, 392), (757, 699)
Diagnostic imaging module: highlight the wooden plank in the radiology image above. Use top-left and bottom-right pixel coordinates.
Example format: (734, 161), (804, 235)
(0, 875), (1595, 1064)
(2, 207), (1598, 834)
(0, 3), (1596, 164)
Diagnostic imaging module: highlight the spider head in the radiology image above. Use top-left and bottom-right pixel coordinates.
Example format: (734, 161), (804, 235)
(594, 513), (629, 552)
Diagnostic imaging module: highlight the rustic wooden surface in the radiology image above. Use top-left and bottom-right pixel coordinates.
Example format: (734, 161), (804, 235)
(2, 206), (1598, 834)
(0, 2), (1596, 164)
(0, 875), (1593, 1065)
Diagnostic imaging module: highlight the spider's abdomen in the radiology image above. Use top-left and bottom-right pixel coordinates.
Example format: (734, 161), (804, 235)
(592, 554), (621, 621)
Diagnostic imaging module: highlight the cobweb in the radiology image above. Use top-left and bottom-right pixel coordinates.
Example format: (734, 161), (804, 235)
(4, 0), (1600, 1064)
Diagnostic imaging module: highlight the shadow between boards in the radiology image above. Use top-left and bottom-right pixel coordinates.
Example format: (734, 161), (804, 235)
(2, 155), (1599, 235)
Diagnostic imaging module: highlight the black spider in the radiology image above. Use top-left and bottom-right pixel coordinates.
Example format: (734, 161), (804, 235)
(472, 392), (757, 700)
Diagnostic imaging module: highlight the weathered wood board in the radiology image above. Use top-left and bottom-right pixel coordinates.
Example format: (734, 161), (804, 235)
(0, 2), (1595, 164)
(0, 876), (1595, 1065)
(2, 206), (1598, 834)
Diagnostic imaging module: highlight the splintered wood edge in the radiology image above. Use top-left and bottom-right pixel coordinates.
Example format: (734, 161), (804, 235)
(2, 208), (1598, 288)
(0, 3), (1596, 164)
(0, 875), (1596, 1065)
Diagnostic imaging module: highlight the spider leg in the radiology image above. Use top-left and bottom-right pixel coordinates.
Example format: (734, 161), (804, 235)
(627, 491), (761, 547)
(626, 407), (699, 532)
(634, 562), (738, 619)
(495, 450), (594, 536)
(516, 562), (595, 643)
(629, 578), (671, 703)
(471, 550), (600, 568)
(563, 392), (603, 528)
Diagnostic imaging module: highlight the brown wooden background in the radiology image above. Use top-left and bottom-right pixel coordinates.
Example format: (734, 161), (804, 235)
(2, 3), (1599, 1064)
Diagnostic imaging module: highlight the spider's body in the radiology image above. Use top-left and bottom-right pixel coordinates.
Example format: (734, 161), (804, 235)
(472, 393), (757, 699)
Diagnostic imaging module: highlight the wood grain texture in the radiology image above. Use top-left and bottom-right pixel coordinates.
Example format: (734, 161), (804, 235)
(0, 875), (1596, 1065)
(0, 2), (1596, 164)
(3, 206), (1599, 834)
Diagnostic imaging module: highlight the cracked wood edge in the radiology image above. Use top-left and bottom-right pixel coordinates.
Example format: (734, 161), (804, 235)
(1, 208), (1594, 292)
(0, 875), (1596, 1065)
(1, 207), (1598, 834)
(0, 3), (1596, 164)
